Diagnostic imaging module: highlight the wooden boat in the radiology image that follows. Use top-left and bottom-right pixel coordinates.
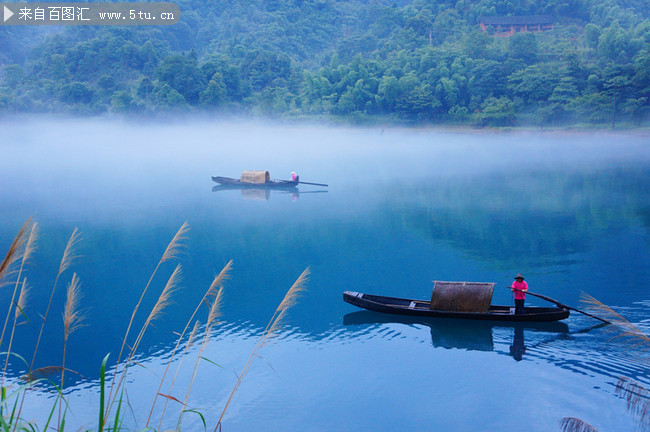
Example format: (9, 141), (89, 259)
(343, 291), (570, 322)
(211, 179), (298, 190)
(211, 170), (298, 189)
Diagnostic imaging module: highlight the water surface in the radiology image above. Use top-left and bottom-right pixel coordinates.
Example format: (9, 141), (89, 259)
(0, 119), (649, 431)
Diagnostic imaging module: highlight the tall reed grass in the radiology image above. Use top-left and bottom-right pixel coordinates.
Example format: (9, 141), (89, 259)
(0, 219), (308, 431)
(560, 292), (650, 432)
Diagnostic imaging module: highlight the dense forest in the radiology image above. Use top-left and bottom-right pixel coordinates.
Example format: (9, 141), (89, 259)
(0, 0), (649, 126)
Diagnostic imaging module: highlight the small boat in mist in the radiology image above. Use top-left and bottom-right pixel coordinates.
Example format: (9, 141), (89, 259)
(212, 170), (328, 189)
(343, 281), (571, 323)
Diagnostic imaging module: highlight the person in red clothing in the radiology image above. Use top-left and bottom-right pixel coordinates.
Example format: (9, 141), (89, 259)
(511, 273), (528, 315)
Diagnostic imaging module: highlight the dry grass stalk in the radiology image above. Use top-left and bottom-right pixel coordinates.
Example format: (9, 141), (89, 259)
(155, 319), (202, 432)
(161, 318), (201, 416)
(559, 417), (599, 432)
(31, 227), (81, 370)
(175, 311), (218, 431)
(186, 287), (223, 387)
(2, 278), (29, 387)
(147, 260), (232, 429)
(104, 263), (183, 429)
(214, 268), (309, 431)
(133, 263), (182, 359)
(107, 222), (190, 427)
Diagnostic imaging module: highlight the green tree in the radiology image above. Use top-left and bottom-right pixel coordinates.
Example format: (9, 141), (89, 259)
(475, 96), (516, 126)
(200, 72), (228, 108)
(155, 54), (205, 104)
(153, 83), (187, 109)
(2, 64), (24, 87)
(110, 90), (140, 113)
(59, 82), (94, 104)
(507, 65), (557, 104)
(508, 32), (538, 63)
(598, 20), (628, 62)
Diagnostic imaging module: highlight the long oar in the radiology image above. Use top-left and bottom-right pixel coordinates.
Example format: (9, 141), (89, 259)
(274, 179), (329, 187)
(297, 181), (328, 187)
(509, 287), (611, 324)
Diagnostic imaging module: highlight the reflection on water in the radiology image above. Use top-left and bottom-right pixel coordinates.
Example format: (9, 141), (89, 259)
(341, 309), (649, 391)
(0, 121), (649, 431)
(212, 185), (328, 201)
(396, 168), (650, 270)
(343, 310), (569, 357)
(510, 326), (526, 361)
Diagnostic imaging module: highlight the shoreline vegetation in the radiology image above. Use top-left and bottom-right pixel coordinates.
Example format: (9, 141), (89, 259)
(0, 219), (309, 431)
(1, 0), (649, 128)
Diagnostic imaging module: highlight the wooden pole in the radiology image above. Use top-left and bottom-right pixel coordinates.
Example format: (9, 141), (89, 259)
(509, 287), (611, 324)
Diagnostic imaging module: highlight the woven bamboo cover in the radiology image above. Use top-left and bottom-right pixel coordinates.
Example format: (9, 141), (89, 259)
(430, 281), (495, 312)
(241, 170), (270, 183)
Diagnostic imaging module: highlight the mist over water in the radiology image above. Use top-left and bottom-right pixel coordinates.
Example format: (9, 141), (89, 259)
(1, 118), (649, 431)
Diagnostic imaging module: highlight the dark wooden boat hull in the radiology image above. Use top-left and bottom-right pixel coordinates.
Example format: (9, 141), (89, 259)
(211, 176), (298, 189)
(343, 291), (570, 322)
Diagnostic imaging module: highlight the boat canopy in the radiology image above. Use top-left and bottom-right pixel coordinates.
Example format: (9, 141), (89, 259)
(430, 281), (495, 313)
(241, 170), (270, 184)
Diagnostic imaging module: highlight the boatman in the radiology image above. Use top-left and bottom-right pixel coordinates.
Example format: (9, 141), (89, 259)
(511, 273), (528, 315)
(291, 172), (299, 182)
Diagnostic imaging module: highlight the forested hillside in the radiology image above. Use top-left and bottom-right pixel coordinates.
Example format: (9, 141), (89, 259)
(1, 0), (649, 126)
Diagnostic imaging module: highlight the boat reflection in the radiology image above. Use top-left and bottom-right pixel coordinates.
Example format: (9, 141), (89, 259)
(343, 311), (570, 360)
(211, 185), (327, 200)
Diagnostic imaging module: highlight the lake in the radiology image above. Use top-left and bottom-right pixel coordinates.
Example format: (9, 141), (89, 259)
(1, 118), (649, 431)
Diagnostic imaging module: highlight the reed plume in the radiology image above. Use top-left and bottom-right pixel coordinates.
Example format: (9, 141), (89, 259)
(579, 292), (650, 430)
(161, 221), (190, 263)
(31, 227), (81, 370)
(114, 222), (189, 372)
(264, 268), (310, 345)
(132, 263), (182, 360)
(0, 221), (37, 352)
(15, 280), (30, 321)
(59, 273), (84, 428)
(559, 417), (599, 432)
(580, 292), (650, 354)
(215, 267), (309, 431)
(58, 228), (81, 276)
(148, 260), (232, 429)
(61, 273), (84, 386)
(0, 218), (30, 289)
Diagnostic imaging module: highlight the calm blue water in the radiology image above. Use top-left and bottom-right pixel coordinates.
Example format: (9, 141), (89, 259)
(1, 119), (649, 431)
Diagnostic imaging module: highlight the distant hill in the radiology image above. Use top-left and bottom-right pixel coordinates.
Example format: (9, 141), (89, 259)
(1, 0), (648, 127)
